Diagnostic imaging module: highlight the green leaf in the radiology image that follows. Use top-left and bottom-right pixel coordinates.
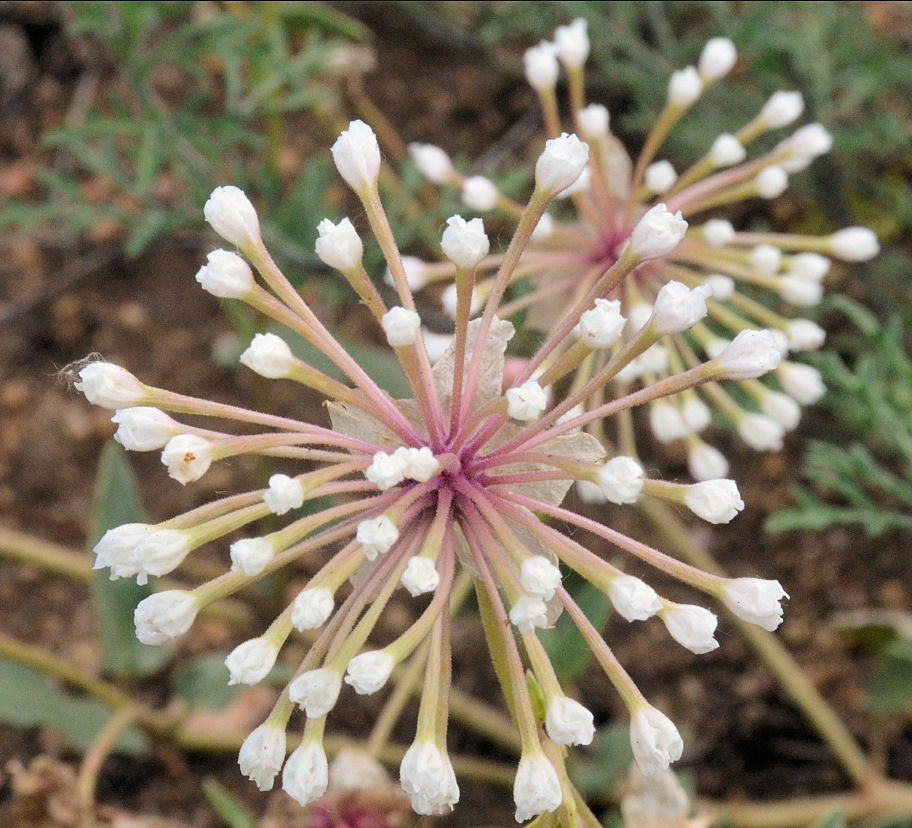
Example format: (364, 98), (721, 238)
(807, 812), (846, 828)
(570, 723), (633, 797)
(0, 658), (148, 754)
(171, 654), (243, 710)
(867, 640), (912, 716)
(88, 442), (166, 678)
(538, 578), (611, 683)
(202, 776), (257, 828)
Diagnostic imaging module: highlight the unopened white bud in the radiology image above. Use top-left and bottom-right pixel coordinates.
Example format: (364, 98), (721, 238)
(238, 723), (286, 792)
(401, 446), (441, 482)
(331, 119), (381, 192)
(289, 667), (342, 717)
(596, 456), (644, 504)
(698, 37), (737, 81)
(608, 574), (662, 622)
(716, 329), (782, 379)
(630, 706), (684, 777)
(685, 479), (744, 524)
(401, 556), (440, 596)
(779, 276), (823, 307)
(112, 407), (179, 451)
(132, 528), (190, 585)
(204, 186), (261, 249)
(134, 590), (198, 645)
(292, 587), (334, 631)
(761, 390), (801, 430)
(382, 306), (421, 347)
(738, 412), (785, 451)
(553, 18), (589, 69)
(282, 740), (328, 806)
(781, 123), (832, 171)
(315, 217), (363, 272)
(546, 697), (595, 746)
(264, 473), (305, 516)
(520, 556), (562, 600)
(523, 41), (559, 91)
(195, 249), (255, 298)
(240, 332), (296, 378)
(576, 479), (607, 504)
(509, 593), (549, 635)
(441, 283), (482, 318)
(356, 514), (399, 559)
(230, 537), (274, 577)
(535, 133), (590, 196)
(705, 274), (735, 299)
(579, 103), (610, 139)
(702, 218), (735, 247)
(93, 523), (148, 580)
(556, 165), (591, 199)
(226, 637), (279, 686)
(760, 91), (804, 128)
(682, 396), (712, 433)
(75, 362), (146, 409)
(408, 143), (454, 184)
(578, 298), (625, 348)
(628, 301), (654, 334)
(441, 215), (490, 269)
(750, 244), (783, 274)
(386, 256), (429, 291)
(829, 227), (880, 261)
(365, 450), (407, 491)
(506, 380), (548, 421)
(652, 281), (711, 334)
(788, 252), (830, 281)
(422, 329), (453, 363)
(783, 322), (824, 356)
(755, 165), (788, 198)
(513, 752), (563, 822)
(644, 160), (677, 194)
(531, 212), (555, 241)
(345, 650), (395, 695)
(709, 133), (746, 167)
(777, 361), (825, 404)
(687, 441), (729, 481)
(722, 578), (789, 631)
(630, 203), (688, 260)
(161, 434), (214, 484)
(400, 741), (460, 816)
(650, 401), (689, 444)
(668, 66), (702, 107)
(661, 603), (719, 653)
(461, 175), (499, 212)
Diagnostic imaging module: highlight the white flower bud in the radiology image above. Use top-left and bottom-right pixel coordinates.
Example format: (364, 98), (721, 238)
(356, 514), (399, 559)
(509, 593), (549, 635)
(629, 706), (684, 777)
(401, 446), (441, 482)
(238, 723), (286, 792)
(652, 281), (711, 334)
(578, 298), (625, 348)
(382, 306), (422, 347)
(401, 556), (440, 596)
(226, 637), (279, 686)
(386, 256), (429, 291)
(134, 590), (198, 645)
(112, 407), (179, 451)
(668, 66), (702, 107)
(788, 252), (831, 281)
(698, 37), (737, 80)
(608, 574), (662, 622)
(644, 160), (677, 194)
(531, 212), (555, 241)
(546, 697), (595, 746)
(553, 18), (589, 69)
(93, 523), (148, 580)
(204, 186), (261, 249)
(682, 396), (712, 433)
(282, 740), (328, 806)
(263, 473), (305, 516)
(75, 362), (146, 409)
(578, 103), (610, 139)
(759, 91), (805, 128)
(461, 175), (499, 212)
(768, 325), (790, 360)
(829, 227), (880, 261)
(161, 434), (214, 484)
(520, 556), (562, 600)
(506, 380), (548, 421)
(289, 667), (343, 717)
(704, 337), (730, 360)
(687, 441), (729, 481)
(230, 537), (275, 576)
(315, 217), (363, 272)
(535, 133), (590, 196)
(514, 752), (563, 822)
(331, 119), (381, 192)
(133, 528), (191, 585)
(422, 329), (453, 363)
(709, 133), (746, 167)
(240, 332), (296, 378)
(762, 390), (801, 430)
(365, 450), (408, 491)
(780, 123), (833, 171)
(705, 274), (735, 299)
(716, 329), (782, 379)
(684, 479), (744, 524)
(400, 741), (459, 816)
(408, 143), (454, 184)
(650, 402), (689, 444)
(596, 456), (644, 504)
(661, 603), (719, 653)
(755, 165), (788, 198)
(576, 479), (607, 504)
(345, 650), (395, 695)
(779, 276), (823, 307)
(777, 361), (825, 404)
(292, 587), (334, 631)
(195, 249), (255, 299)
(722, 578), (789, 631)
(750, 244), (783, 274)
(523, 41), (559, 91)
(629, 203), (688, 260)
(556, 165), (591, 199)
(328, 748), (389, 793)
(702, 218), (735, 247)
(738, 412), (785, 451)
(441, 283), (482, 318)
(441, 215), (490, 269)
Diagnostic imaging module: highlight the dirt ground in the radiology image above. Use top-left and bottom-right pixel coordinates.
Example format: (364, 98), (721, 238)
(0, 3), (909, 826)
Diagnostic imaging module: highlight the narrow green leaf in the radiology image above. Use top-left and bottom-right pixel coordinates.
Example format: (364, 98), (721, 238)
(538, 578), (611, 683)
(171, 654), (243, 710)
(202, 776), (257, 828)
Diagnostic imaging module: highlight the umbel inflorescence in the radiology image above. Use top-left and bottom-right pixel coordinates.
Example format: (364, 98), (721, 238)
(408, 20), (879, 483)
(78, 116), (788, 820)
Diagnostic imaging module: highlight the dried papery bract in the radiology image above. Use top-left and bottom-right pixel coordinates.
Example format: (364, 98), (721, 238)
(76, 113), (791, 819)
